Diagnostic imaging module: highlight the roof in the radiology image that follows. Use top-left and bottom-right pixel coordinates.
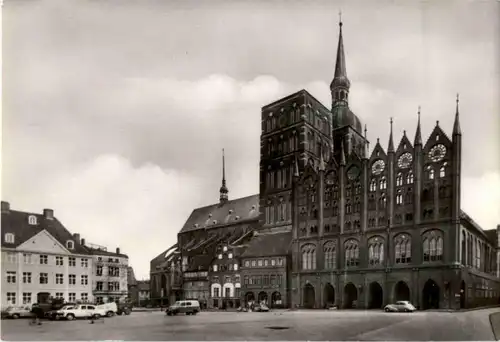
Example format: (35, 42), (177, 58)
(84, 246), (128, 258)
(127, 267), (137, 287)
(241, 231), (292, 258)
(179, 194), (259, 233)
(460, 210), (496, 244)
(1, 208), (89, 254)
(484, 229), (497, 246)
(186, 254), (213, 272)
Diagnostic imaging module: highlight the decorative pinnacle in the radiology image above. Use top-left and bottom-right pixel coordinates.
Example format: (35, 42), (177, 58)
(414, 106), (422, 146)
(453, 93), (462, 135)
(388, 117), (395, 153)
(364, 124), (367, 138)
(339, 10), (342, 26)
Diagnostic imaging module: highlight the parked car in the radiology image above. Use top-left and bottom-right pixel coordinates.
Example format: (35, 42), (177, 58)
(384, 301), (417, 312)
(53, 304), (107, 320)
(166, 300), (200, 316)
(2, 306), (35, 319)
(116, 302), (132, 315)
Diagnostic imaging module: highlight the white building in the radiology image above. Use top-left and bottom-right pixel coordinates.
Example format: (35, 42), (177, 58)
(1, 202), (93, 308)
(84, 244), (129, 304)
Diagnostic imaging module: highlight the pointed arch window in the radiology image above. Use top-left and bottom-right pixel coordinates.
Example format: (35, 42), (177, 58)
(395, 234), (412, 264)
(324, 241), (336, 269)
(404, 191), (413, 205)
(406, 171), (414, 184)
(396, 190), (403, 205)
(344, 239), (359, 267)
(461, 231), (466, 265)
(346, 186), (352, 198)
(396, 173), (403, 186)
(423, 230), (444, 262)
(440, 162), (447, 178)
(379, 195), (387, 209)
(301, 244), (316, 270)
(426, 166), (435, 180)
(379, 177), (387, 190)
(370, 179), (377, 192)
(476, 240), (481, 269)
(368, 237), (384, 265)
(345, 201), (352, 214)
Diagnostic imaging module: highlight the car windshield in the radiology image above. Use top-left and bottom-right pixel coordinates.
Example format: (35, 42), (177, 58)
(61, 305), (74, 310)
(174, 301), (182, 305)
(396, 301), (409, 305)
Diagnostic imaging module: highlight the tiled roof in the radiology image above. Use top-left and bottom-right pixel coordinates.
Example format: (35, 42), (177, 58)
(127, 266), (138, 286)
(84, 246), (128, 258)
(179, 194), (259, 233)
(241, 231), (292, 258)
(1, 208), (89, 254)
(187, 254), (213, 272)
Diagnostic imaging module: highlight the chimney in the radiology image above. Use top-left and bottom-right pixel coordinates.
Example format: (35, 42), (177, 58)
(81, 238), (86, 246)
(1, 201), (10, 213)
(116, 247), (121, 254)
(43, 209), (54, 220)
(73, 233), (80, 244)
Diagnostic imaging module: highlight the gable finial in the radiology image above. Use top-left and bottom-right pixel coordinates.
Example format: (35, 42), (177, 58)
(414, 106), (422, 146)
(339, 9), (342, 26)
(453, 93), (462, 136)
(388, 117), (395, 153)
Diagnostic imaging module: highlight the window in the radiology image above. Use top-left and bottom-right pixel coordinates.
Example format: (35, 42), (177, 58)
(213, 265), (218, 272)
(96, 265), (103, 276)
(225, 287), (230, 298)
(4, 233), (14, 243)
(28, 215), (37, 225)
(7, 271), (16, 283)
(7, 292), (16, 305)
(406, 171), (414, 184)
(55, 292), (64, 300)
(228, 253), (233, 259)
(244, 276), (249, 285)
(234, 264), (239, 271)
(81, 293), (89, 302)
(396, 173), (403, 186)
(344, 239), (359, 267)
(69, 293), (76, 302)
(258, 260), (263, 267)
(379, 195), (387, 209)
(40, 255), (48, 265)
(6, 252), (16, 263)
(426, 166), (435, 180)
(23, 292), (32, 304)
(379, 177), (387, 190)
(81, 275), (88, 285)
(437, 165), (446, 179)
(214, 287), (220, 298)
(81, 258), (88, 267)
(56, 273), (64, 284)
(461, 231), (466, 265)
(23, 272), (32, 284)
(218, 254), (222, 260)
(244, 261), (250, 267)
(271, 259), (276, 266)
(423, 231), (444, 262)
(368, 237), (384, 265)
(301, 244), (317, 270)
(66, 241), (74, 249)
(39, 273), (48, 284)
(324, 241), (336, 269)
(56, 256), (64, 266)
(69, 274), (76, 285)
(23, 253), (33, 264)
(396, 190), (403, 205)
(68, 257), (76, 267)
(96, 282), (104, 291)
(251, 260), (256, 267)
(370, 179), (377, 192)
(395, 234), (412, 264)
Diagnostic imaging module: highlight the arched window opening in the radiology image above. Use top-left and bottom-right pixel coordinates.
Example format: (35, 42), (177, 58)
(440, 163), (447, 178)
(324, 242), (336, 269)
(379, 177), (387, 190)
(345, 240), (359, 267)
(406, 171), (414, 184)
(396, 173), (403, 186)
(379, 195), (387, 209)
(368, 237), (384, 265)
(396, 190), (403, 205)
(301, 244), (316, 270)
(370, 179), (377, 192)
(423, 231), (444, 262)
(395, 234), (411, 264)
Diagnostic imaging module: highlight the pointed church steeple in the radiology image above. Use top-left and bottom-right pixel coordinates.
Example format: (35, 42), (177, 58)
(219, 149), (228, 204)
(388, 117), (394, 153)
(453, 93), (462, 136)
(414, 106), (422, 146)
(330, 13), (350, 106)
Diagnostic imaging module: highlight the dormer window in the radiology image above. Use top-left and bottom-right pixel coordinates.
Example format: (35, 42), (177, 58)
(5, 233), (14, 244)
(228, 253), (233, 259)
(213, 265), (218, 272)
(223, 246), (228, 252)
(218, 254), (222, 260)
(28, 215), (37, 225)
(66, 241), (74, 249)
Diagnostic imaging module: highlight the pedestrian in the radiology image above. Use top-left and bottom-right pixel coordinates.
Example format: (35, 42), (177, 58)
(30, 303), (43, 325)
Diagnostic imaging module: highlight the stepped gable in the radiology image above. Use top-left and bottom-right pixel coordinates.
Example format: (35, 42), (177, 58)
(1, 208), (88, 254)
(241, 231), (292, 258)
(180, 194), (259, 234)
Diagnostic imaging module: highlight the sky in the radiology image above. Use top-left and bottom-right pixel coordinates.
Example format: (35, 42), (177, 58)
(2, 0), (499, 280)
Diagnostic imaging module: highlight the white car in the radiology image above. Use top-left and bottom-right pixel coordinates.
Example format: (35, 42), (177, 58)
(384, 301), (417, 312)
(55, 304), (107, 320)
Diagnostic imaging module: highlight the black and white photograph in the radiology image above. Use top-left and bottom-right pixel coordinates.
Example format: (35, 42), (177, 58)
(1, 0), (499, 340)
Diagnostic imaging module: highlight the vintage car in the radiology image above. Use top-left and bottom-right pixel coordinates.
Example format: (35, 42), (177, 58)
(2, 306), (35, 319)
(166, 300), (200, 316)
(384, 301), (417, 312)
(52, 304), (107, 320)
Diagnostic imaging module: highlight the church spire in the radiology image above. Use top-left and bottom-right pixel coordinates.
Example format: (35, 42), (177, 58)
(414, 106), (422, 146)
(388, 117), (394, 153)
(330, 12), (350, 105)
(453, 93), (462, 136)
(219, 149), (228, 204)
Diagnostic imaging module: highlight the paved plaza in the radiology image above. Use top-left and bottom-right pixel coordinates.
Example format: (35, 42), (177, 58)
(1, 309), (498, 341)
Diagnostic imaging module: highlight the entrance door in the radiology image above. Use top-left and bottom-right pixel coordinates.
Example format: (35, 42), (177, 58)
(460, 281), (466, 309)
(422, 279), (440, 310)
(394, 281), (411, 302)
(343, 283), (358, 309)
(369, 282), (384, 309)
(323, 283), (335, 308)
(303, 284), (315, 309)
